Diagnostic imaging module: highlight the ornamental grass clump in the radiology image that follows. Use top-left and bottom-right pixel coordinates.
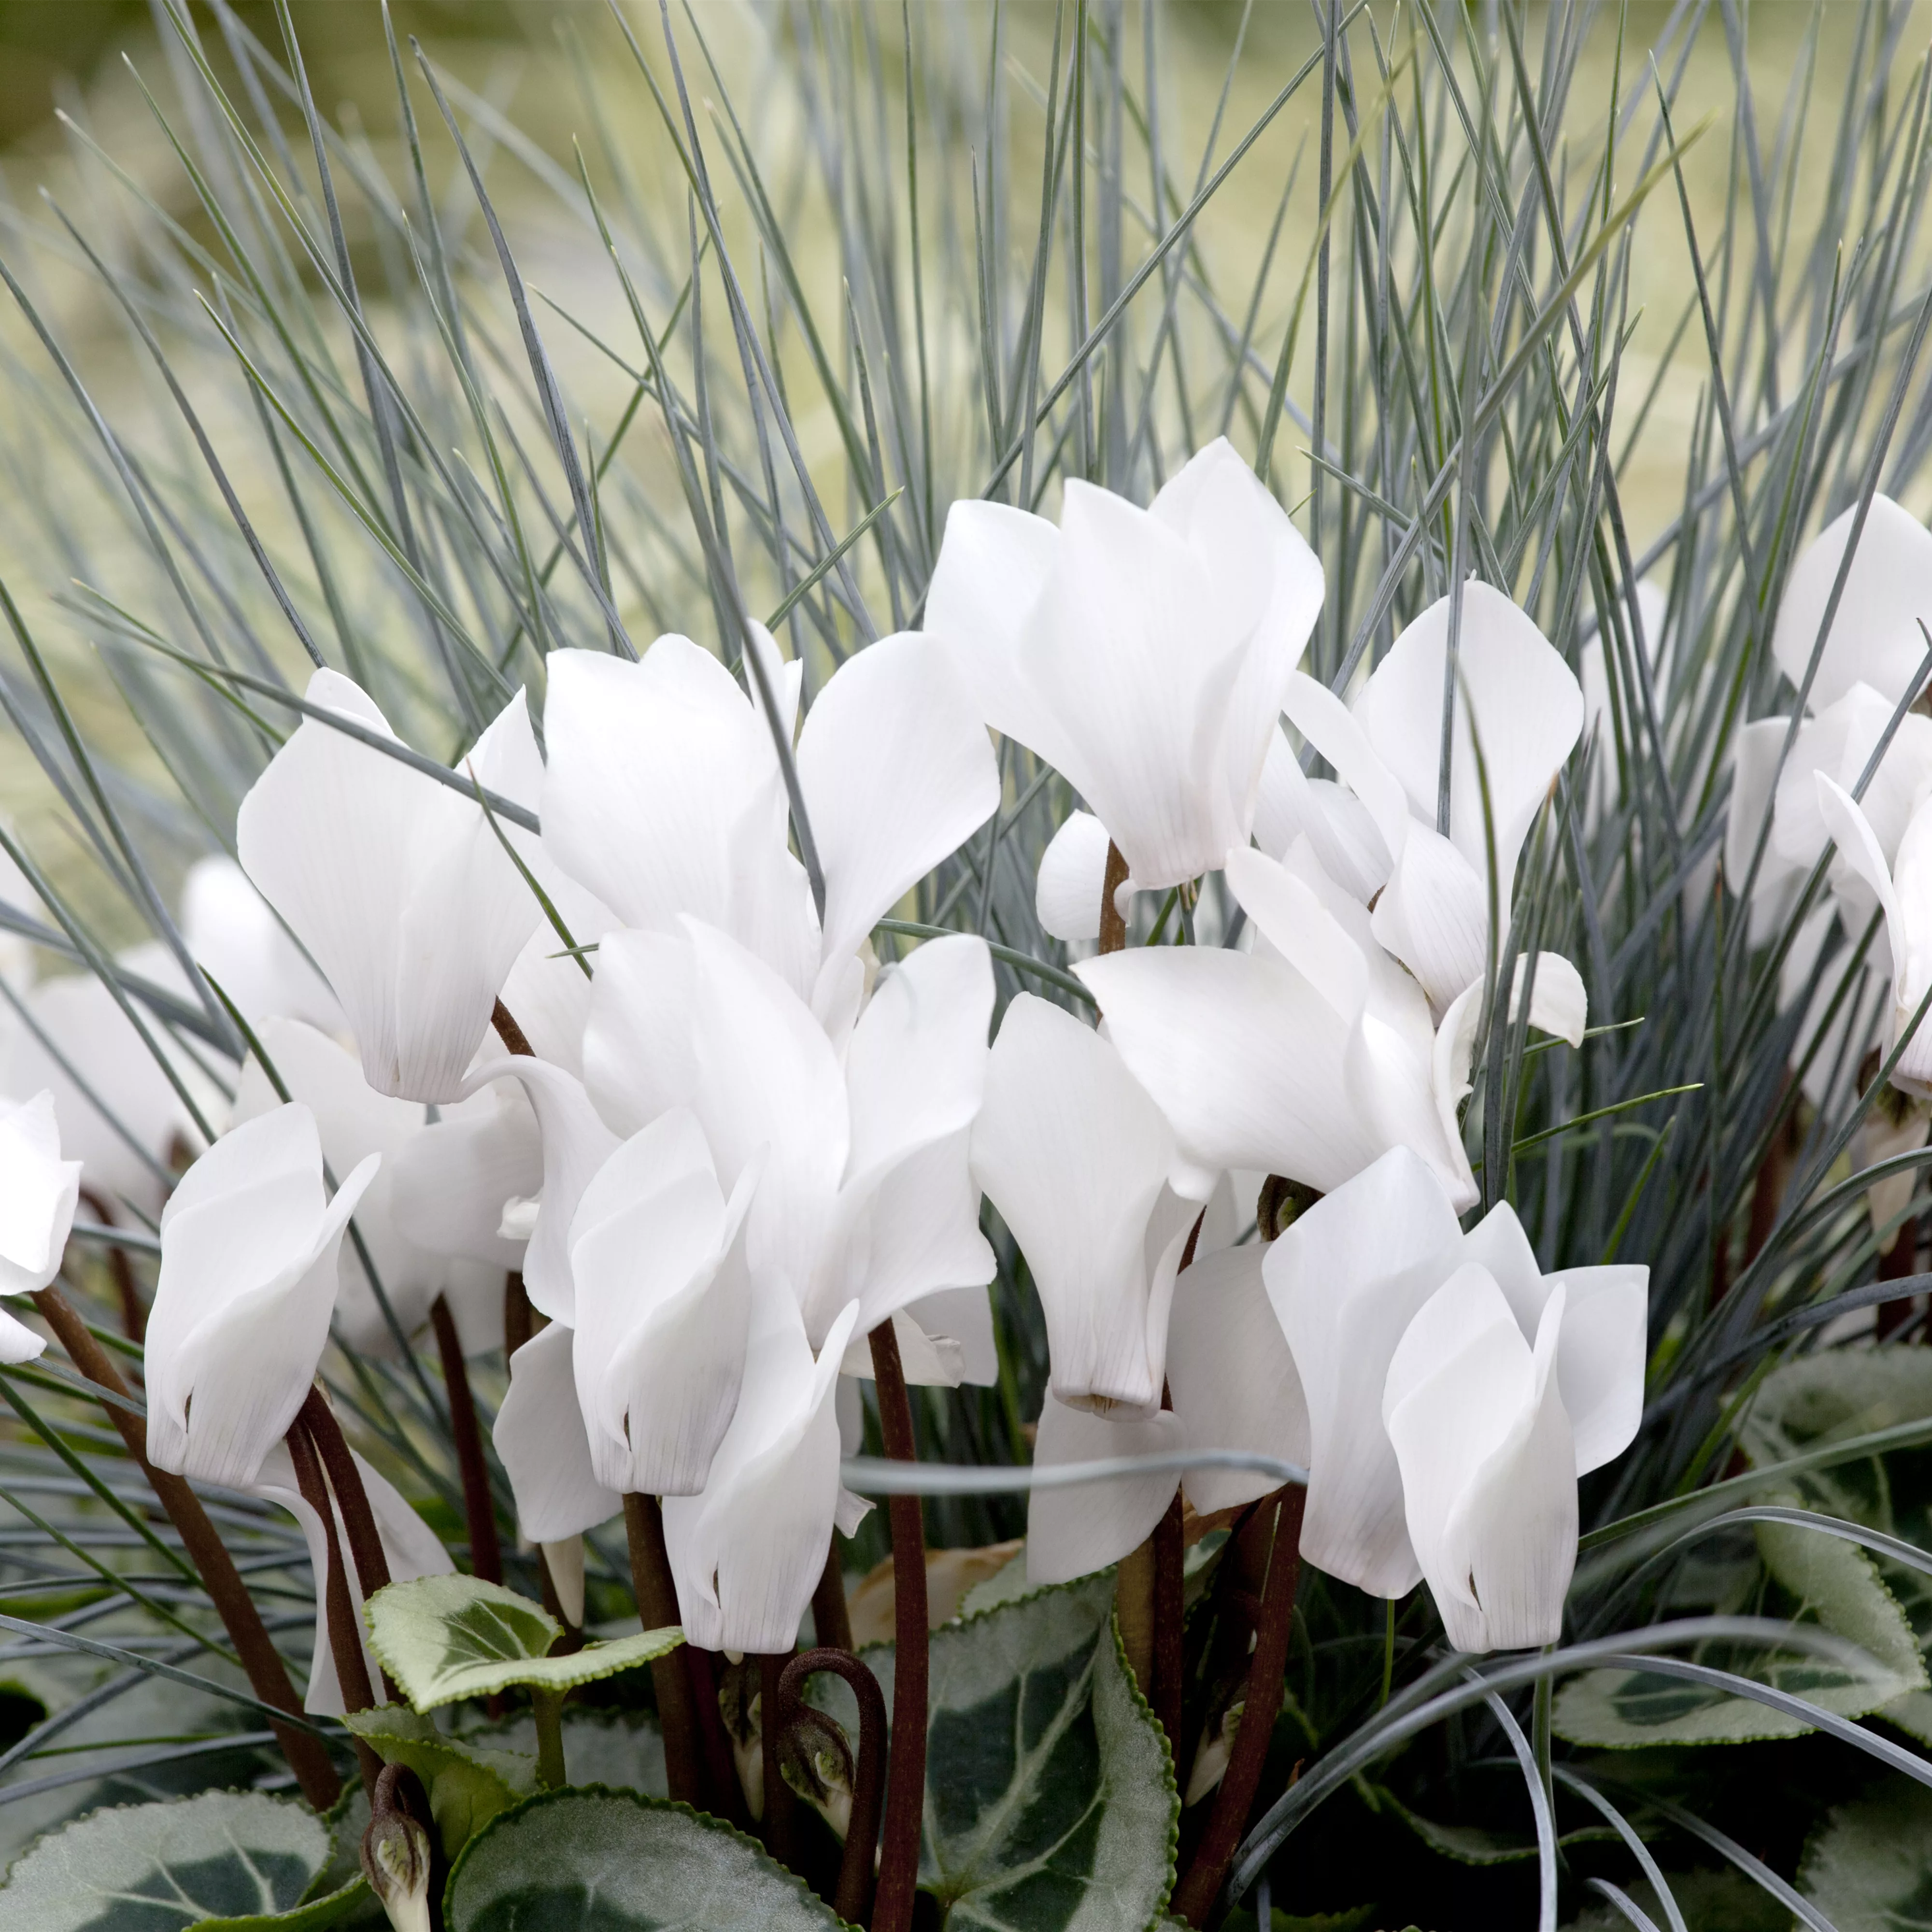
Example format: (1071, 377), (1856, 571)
(1, 2), (1932, 1928)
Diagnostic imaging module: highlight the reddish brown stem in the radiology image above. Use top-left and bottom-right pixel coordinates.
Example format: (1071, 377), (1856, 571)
(812, 1540), (853, 1652)
(869, 1319), (927, 1932)
(429, 1294), (502, 1585)
(622, 1492), (705, 1808)
(778, 1647), (887, 1925)
(298, 1387), (401, 1703)
(1152, 1489), (1186, 1747)
(30, 1286), (341, 1809)
(77, 1186), (144, 1342)
(760, 1650), (801, 1866)
(287, 1414), (381, 1792)
(1170, 1486), (1306, 1927)
(1098, 840), (1131, 953)
(685, 1644), (752, 1827)
(491, 998), (535, 1058)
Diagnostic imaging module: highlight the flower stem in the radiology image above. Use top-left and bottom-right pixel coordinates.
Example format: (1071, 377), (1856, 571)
(531, 1686), (567, 1790)
(503, 1269), (534, 1359)
(77, 1186), (144, 1341)
(759, 1650), (801, 1867)
(811, 1539), (853, 1652)
(286, 1411), (381, 1792)
(1098, 840), (1130, 953)
(429, 1293), (502, 1585)
(30, 1285), (341, 1810)
(1115, 1539), (1156, 1690)
(868, 1318), (927, 1932)
(1170, 1484), (1306, 1927)
(298, 1386), (402, 1703)
(778, 1647), (887, 1926)
(491, 997), (536, 1058)
(1152, 1488), (1186, 1746)
(622, 1492), (705, 1807)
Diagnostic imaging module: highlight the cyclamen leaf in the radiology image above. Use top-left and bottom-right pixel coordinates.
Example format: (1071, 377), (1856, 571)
(364, 1573), (682, 1709)
(341, 1704), (534, 1856)
(442, 1788), (845, 1931)
(821, 1572), (1179, 1932)
(1797, 1776), (1932, 1931)
(0, 1790), (343, 1931)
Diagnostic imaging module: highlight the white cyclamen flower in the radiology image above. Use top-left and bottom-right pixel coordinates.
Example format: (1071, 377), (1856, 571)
(181, 854), (342, 1035)
(583, 920), (997, 1381)
(1282, 583), (1582, 1011)
(1816, 776), (1932, 1094)
(927, 438), (1322, 904)
(0, 1091), (81, 1362)
(1082, 841), (1585, 1214)
(971, 992), (1207, 1412)
(661, 1273), (865, 1655)
(237, 670), (544, 1103)
(1268, 1147), (1648, 1645)
(540, 625), (998, 1027)
(145, 1104), (378, 1489)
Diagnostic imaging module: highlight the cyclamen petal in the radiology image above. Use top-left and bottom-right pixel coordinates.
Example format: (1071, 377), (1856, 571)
(568, 1111), (755, 1497)
(236, 673), (543, 1102)
(972, 993), (1199, 1412)
(1025, 1395), (1184, 1587)
(662, 1283), (861, 1655)
(493, 1320), (621, 1542)
(1036, 810), (1117, 943)
(145, 1105), (378, 1490)
(0, 1091), (81, 1297)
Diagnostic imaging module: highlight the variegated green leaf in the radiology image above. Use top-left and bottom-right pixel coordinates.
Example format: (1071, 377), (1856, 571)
(364, 1574), (682, 1711)
(1798, 1776), (1932, 1931)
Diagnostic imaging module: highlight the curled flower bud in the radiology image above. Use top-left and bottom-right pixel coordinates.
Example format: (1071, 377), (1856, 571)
(361, 1763), (433, 1932)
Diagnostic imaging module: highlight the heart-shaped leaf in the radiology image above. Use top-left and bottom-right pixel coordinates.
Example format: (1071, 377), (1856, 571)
(0, 1789), (360, 1931)
(364, 1574), (682, 1710)
(1798, 1775), (1932, 1931)
(443, 1788), (846, 1930)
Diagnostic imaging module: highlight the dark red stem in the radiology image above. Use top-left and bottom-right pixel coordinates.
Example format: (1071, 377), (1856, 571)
(622, 1493), (705, 1807)
(429, 1294), (501, 1585)
(778, 1647), (887, 1925)
(869, 1319), (927, 1932)
(77, 1185), (144, 1342)
(1170, 1485), (1306, 1926)
(1098, 840), (1130, 953)
(760, 1650), (801, 1866)
(491, 998), (535, 1058)
(298, 1387), (402, 1702)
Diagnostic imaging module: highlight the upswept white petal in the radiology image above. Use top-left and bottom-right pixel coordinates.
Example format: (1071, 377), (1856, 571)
(581, 927), (698, 1138)
(569, 1111), (754, 1497)
(496, 868), (616, 1078)
(798, 631), (1000, 1006)
(386, 1081), (541, 1270)
(1025, 1395), (1184, 1587)
(1353, 584), (1582, 904)
(1036, 810), (1116, 943)
(1151, 440), (1324, 842)
(924, 499), (1073, 770)
(1384, 1265), (1577, 1649)
(1281, 670), (1415, 861)
(253, 1439), (452, 1716)
(1225, 845), (1367, 1028)
(465, 1056), (619, 1321)
(682, 921), (848, 1308)
(1772, 495), (1932, 711)
(972, 994), (1187, 1411)
(1266, 1148), (1465, 1596)
(493, 1320), (620, 1542)
(903, 1283), (999, 1386)
(1544, 1264), (1648, 1475)
(1026, 479), (1256, 889)
(236, 672), (540, 1101)
(145, 1106), (378, 1489)
(1165, 1243), (1310, 1516)
(1252, 727), (1392, 902)
(1369, 824), (1492, 1014)
(0, 1091), (81, 1296)
(228, 1018), (448, 1351)
(181, 855), (341, 1034)
(1816, 777), (1910, 1009)
(539, 639), (783, 938)
(662, 1283), (861, 1655)
(1077, 946), (1380, 1195)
